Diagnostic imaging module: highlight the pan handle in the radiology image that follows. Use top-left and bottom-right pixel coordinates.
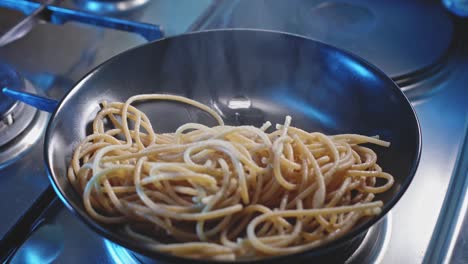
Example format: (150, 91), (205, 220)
(2, 87), (58, 113)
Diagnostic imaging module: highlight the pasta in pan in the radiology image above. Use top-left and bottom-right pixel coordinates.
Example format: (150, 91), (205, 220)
(68, 94), (394, 260)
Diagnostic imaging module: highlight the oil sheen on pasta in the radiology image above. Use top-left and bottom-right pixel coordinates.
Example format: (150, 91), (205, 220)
(68, 94), (394, 260)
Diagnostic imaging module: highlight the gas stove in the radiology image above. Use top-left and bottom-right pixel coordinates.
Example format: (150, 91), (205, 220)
(0, 1), (467, 263)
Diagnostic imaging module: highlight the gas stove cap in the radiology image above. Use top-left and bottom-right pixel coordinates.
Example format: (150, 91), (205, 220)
(0, 64), (48, 168)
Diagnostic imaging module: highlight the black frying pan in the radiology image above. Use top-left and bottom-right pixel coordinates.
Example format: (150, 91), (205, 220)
(4, 29), (421, 263)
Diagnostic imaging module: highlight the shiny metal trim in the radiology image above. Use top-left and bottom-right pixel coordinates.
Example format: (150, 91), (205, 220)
(423, 120), (468, 264)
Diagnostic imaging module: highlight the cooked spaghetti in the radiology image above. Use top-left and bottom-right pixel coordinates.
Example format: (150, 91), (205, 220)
(68, 94), (394, 260)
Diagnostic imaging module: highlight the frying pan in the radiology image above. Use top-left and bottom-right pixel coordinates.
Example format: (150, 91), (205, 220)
(3, 29), (421, 263)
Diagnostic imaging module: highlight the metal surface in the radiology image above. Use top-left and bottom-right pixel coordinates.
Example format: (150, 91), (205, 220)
(59, 0), (214, 36)
(0, 0), (54, 47)
(10, 224), (64, 264)
(378, 31), (468, 264)
(449, 133), (468, 264)
(0, 101), (36, 145)
(44, 29), (420, 263)
(390, 90), (466, 256)
(0, 80), (49, 168)
(0, 134), (50, 239)
(0, 66), (40, 147)
(0, 0), (163, 43)
(423, 122), (468, 264)
(0, 107), (47, 168)
(190, 0), (454, 79)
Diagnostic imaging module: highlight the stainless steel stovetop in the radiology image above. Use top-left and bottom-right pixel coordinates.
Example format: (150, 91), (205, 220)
(0, 1), (467, 263)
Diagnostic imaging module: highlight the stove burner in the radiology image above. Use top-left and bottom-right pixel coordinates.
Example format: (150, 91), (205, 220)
(0, 64), (48, 168)
(104, 215), (391, 264)
(73, 0), (150, 14)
